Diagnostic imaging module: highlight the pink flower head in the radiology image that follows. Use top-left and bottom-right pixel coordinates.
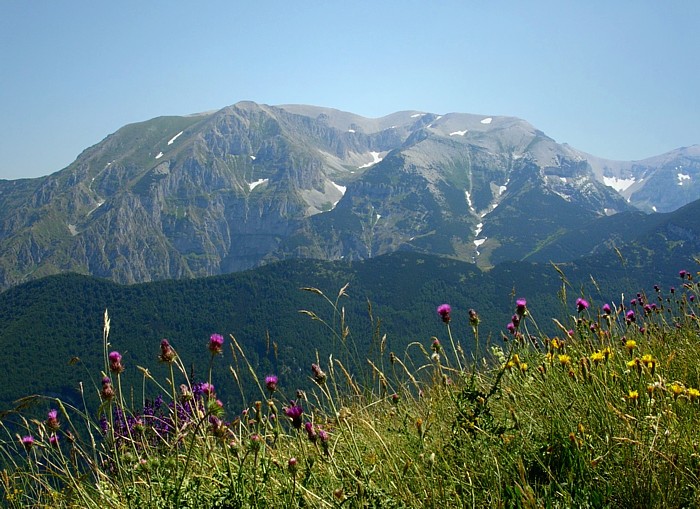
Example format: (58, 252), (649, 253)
(437, 304), (451, 323)
(576, 298), (589, 313)
(21, 435), (34, 450)
(265, 375), (278, 392)
(208, 333), (224, 355)
(284, 403), (304, 429)
(515, 298), (527, 316)
(680, 270), (688, 279)
(46, 409), (59, 430)
(602, 303), (612, 315)
(159, 339), (176, 363)
(626, 310), (636, 323)
(108, 351), (124, 374)
(101, 376), (115, 400)
(49, 434), (59, 448)
(200, 382), (216, 397)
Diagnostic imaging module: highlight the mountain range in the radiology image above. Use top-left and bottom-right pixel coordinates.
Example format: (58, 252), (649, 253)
(0, 101), (698, 290)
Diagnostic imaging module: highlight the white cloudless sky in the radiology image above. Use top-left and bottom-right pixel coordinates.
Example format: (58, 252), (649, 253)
(1, 1), (698, 179)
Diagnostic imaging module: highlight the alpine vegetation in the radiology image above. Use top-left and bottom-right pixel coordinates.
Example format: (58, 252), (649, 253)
(1, 270), (700, 508)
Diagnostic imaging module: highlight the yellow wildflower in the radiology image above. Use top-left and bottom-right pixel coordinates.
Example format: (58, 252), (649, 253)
(628, 390), (639, 402)
(590, 351), (605, 365)
(558, 354), (572, 366)
(626, 358), (638, 368)
(550, 338), (561, 350)
(670, 383), (685, 399)
(688, 388), (700, 401)
(602, 347), (612, 361)
(520, 363), (528, 372)
(625, 339), (637, 353)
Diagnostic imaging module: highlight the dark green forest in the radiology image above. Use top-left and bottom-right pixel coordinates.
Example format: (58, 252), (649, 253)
(0, 247), (693, 414)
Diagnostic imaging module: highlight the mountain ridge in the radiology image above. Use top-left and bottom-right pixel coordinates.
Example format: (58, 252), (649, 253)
(0, 101), (697, 290)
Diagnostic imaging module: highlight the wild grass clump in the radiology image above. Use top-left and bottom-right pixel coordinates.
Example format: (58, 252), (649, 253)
(2, 271), (700, 508)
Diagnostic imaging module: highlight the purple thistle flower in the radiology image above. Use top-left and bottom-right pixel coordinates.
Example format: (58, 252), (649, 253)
(208, 333), (224, 355)
(49, 434), (59, 448)
(680, 270), (688, 279)
(691, 295), (696, 302)
(515, 298), (527, 316)
(284, 403), (304, 429)
(506, 322), (516, 335)
(469, 308), (480, 326)
(576, 298), (589, 313)
(21, 435), (34, 450)
(46, 409), (59, 430)
(626, 310), (636, 323)
(304, 421), (318, 442)
(200, 382), (216, 397)
(101, 376), (115, 400)
(437, 304), (451, 323)
(311, 363), (327, 384)
(159, 339), (176, 363)
(602, 303), (612, 315)
(108, 351), (124, 374)
(265, 375), (278, 393)
(630, 298), (637, 307)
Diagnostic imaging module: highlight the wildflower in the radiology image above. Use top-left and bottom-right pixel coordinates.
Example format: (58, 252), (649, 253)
(284, 403), (303, 429)
(391, 393), (400, 405)
(602, 347), (612, 361)
(516, 298), (527, 316)
(249, 434), (262, 452)
(558, 354), (571, 366)
(46, 409), (60, 430)
(640, 354), (655, 370)
(208, 333), (224, 355)
(602, 303), (612, 315)
(311, 363), (327, 384)
(625, 310), (636, 323)
(49, 434), (59, 448)
(288, 457), (298, 474)
(630, 298), (637, 307)
(468, 308), (480, 326)
(625, 339), (637, 353)
(200, 382), (216, 397)
(680, 270), (688, 279)
(506, 322), (516, 335)
(688, 388), (700, 401)
(628, 390), (639, 403)
(20, 435), (34, 450)
(670, 383), (685, 400)
(431, 338), (441, 353)
(576, 298), (589, 313)
(520, 362), (529, 372)
(550, 338), (561, 350)
(590, 351), (605, 365)
(265, 375), (278, 393)
(318, 427), (330, 454)
(108, 351), (124, 374)
(437, 304), (451, 323)
(101, 376), (115, 400)
(159, 339), (176, 363)
(304, 421), (318, 443)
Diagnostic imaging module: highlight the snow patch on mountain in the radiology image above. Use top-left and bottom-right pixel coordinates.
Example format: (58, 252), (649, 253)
(155, 152), (164, 159)
(603, 176), (636, 192)
(331, 181), (347, 195)
(677, 173), (691, 185)
(480, 117), (492, 124)
(168, 131), (184, 145)
(248, 179), (268, 191)
(358, 151), (383, 169)
(450, 130), (468, 137)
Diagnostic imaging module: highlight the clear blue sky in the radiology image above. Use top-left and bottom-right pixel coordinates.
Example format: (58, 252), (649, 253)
(1, 1), (698, 179)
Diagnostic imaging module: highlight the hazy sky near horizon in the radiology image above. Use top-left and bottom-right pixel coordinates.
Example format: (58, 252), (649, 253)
(1, 1), (698, 180)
